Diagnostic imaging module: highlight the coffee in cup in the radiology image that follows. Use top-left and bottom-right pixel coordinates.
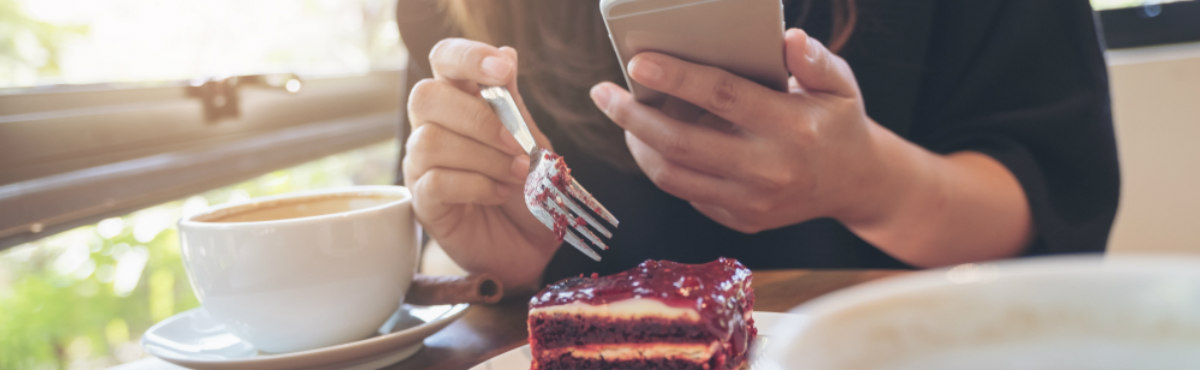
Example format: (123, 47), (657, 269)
(178, 186), (419, 353)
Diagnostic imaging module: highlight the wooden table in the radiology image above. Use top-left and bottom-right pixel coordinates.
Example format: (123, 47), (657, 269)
(388, 269), (906, 370)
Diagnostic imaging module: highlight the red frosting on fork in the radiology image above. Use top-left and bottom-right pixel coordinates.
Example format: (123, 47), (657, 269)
(525, 150), (574, 241)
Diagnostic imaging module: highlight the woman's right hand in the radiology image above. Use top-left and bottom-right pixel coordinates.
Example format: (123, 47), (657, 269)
(403, 38), (560, 293)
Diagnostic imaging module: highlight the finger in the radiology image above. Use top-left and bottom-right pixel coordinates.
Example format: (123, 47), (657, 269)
(690, 202), (762, 234)
(625, 52), (785, 132)
(408, 78), (526, 156)
(784, 28), (858, 98)
(497, 46), (553, 151)
(429, 38), (515, 87)
(591, 82), (750, 176)
(412, 168), (517, 207)
(625, 131), (744, 205)
(660, 97), (706, 122)
(404, 124), (530, 186)
(498, 46), (521, 92)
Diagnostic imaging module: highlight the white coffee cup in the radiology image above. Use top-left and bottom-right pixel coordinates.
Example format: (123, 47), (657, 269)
(764, 255), (1200, 370)
(178, 185), (418, 353)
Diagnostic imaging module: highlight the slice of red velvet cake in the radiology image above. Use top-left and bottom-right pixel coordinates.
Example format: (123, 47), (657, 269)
(528, 258), (756, 370)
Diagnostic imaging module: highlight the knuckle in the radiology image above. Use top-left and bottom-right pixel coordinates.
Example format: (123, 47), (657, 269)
(428, 38), (464, 62)
(748, 198), (775, 214)
(407, 125), (442, 157)
(466, 101), (497, 133)
(408, 79), (441, 117)
(792, 111), (820, 145)
(607, 95), (632, 123)
(659, 134), (691, 158)
(423, 170), (450, 193)
(428, 39), (450, 61)
(401, 155), (421, 182)
(659, 62), (687, 93)
(649, 165), (688, 197)
(458, 45), (485, 69)
(706, 74), (739, 114)
(831, 55), (853, 75)
(401, 154), (416, 173)
(754, 168), (793, 191)
(648, 163), (675, 188)
(831, 95), (860, 115)
(736, 214), (768, 234)
(413, 172), (438, 201)
(430, 38), (496, 78)
(742, 162), (785, 191)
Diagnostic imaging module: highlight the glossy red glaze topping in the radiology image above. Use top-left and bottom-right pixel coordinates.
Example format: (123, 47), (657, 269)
(530, 258), (755, 350)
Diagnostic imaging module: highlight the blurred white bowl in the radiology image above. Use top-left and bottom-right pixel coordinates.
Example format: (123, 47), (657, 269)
(764, 255), (1200, 370)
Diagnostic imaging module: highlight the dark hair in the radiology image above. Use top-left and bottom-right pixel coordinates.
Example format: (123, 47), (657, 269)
(441, 0), (857, 170)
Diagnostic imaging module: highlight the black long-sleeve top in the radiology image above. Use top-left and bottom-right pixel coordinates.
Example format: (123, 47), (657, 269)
(396, 0), (1120, 282)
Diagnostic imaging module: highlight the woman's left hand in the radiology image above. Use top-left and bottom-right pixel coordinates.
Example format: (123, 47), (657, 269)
(590, 28), (891, 234)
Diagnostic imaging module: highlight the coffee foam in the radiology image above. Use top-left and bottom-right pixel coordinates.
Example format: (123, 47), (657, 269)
(193, 191), (404, 223)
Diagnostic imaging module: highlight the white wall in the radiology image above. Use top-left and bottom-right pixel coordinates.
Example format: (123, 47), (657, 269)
(1106, 42), (1200, 254)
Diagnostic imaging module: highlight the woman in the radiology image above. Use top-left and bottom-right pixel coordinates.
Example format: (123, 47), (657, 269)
(395, 0), (1119, 293)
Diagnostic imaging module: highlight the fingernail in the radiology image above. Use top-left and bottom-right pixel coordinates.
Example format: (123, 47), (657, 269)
(511, 154), (531, 180)
(590, 84), (612, 112)
(806, 37), (821, 62)
(630, 57), (662, 83)
(481, 56), (512, 82)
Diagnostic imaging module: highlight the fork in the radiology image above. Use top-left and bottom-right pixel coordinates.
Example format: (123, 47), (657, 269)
(479, 85), (619, 261)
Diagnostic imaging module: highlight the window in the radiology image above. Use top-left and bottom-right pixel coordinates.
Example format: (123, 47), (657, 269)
(0, 0), (407, 368)
(1, 0), (404, 88)
(1092, 0), (1200, 49)
(0, 0), (406, 250)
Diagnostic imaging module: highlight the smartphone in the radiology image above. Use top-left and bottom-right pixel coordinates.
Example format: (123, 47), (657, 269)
(600, 0), (788, 105)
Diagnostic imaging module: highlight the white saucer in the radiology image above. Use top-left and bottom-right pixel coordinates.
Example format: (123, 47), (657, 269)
(469, 311), (798, 370)
(142, 303), (469, 370)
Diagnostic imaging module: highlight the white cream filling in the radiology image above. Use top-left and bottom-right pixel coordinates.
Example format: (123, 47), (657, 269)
(543, 342), (719, 362)
(530, 298), (700, 321)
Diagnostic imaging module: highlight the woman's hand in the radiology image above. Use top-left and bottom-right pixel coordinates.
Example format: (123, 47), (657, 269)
(589, 29), (892, 234)
(404, 38), (559, 292)
(590, 29), (1032, 267)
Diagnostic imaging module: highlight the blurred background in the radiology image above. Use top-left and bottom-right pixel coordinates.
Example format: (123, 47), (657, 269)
(0, 0), (1196, 369)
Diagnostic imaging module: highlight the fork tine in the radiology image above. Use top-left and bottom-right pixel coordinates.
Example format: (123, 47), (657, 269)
(565, 177), (619, 226)
(563, 232), (602, 261)
(528, 205), (603, 261)
(541, 178), (612, 239)
(543, 193), (609, 251)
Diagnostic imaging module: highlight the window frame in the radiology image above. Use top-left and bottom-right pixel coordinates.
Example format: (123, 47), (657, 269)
(1098, 1), (1200, 49)
(0, 70), (404, 251)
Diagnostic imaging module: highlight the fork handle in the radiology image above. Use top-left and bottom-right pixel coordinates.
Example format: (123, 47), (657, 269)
(480, 86), (537, 154)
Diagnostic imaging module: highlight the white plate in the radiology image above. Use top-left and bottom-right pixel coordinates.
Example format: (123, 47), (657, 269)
(470, 311), (798, 370)
(766, 255), (1200, 369)
(141, 304), (469, 370)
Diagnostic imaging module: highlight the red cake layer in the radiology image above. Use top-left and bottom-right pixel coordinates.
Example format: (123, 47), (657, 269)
(528, 258), (756, 370)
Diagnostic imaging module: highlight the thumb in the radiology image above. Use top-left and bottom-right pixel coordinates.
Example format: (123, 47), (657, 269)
(784, 28), (858, 97)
